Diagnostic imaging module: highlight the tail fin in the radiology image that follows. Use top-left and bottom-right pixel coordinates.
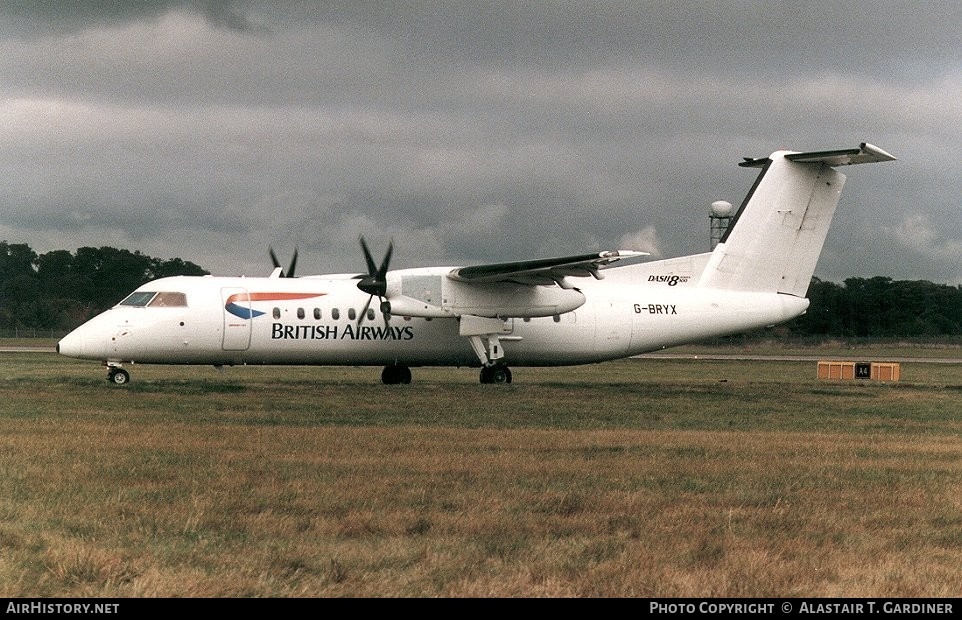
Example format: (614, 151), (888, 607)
(698, 143), (896, 296)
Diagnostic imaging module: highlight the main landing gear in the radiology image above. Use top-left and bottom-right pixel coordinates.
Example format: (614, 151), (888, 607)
(381, 364), (412, 385)
(462, 317), (514, 385)
(479, 362), (512, 384)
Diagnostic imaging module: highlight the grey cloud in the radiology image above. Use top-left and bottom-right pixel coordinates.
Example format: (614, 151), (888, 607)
(0, 2), (958, 283)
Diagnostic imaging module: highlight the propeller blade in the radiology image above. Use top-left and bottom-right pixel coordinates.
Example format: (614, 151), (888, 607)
(357, 294), (374, 328)
(356, 237), (394, 327)
(356, 237), (392, 298)
(378, 241), (393, 279)
(287, 248), (298, 278)
(360, 236), (378, 276)
(269, 246), (298, 277)
(269, 246), (281, 271)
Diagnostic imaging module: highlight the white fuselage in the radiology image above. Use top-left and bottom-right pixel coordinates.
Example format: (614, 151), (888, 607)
(57, 263), (809, 368)
(56, 142), (896, 380)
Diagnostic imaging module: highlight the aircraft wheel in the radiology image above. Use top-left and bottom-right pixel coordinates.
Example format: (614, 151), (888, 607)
(480, 364), (511, 384)
(490, 364), (512, 384)
(381, 364), (411, 385)
(108, 368), (130, 385)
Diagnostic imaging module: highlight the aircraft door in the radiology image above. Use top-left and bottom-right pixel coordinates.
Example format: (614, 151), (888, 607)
(600, 302), (632, 356)
(221, 287), (252, 351)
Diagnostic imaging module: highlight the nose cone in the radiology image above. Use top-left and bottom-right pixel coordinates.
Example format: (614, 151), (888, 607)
(57, 325), (107, 360)
(57, 329), (85, 359)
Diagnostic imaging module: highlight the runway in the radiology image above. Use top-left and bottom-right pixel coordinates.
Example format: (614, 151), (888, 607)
(636, 352), (962, 364)
(0, 346), (56, 353)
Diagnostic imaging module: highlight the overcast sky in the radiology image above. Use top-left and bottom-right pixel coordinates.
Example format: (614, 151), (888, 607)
(2, 1), (960, 284)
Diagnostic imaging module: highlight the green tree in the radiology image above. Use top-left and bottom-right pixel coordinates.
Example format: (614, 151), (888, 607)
(0, 242), (40, 329)
(150, 256), (208, 279)
(0, 242), (210, 331)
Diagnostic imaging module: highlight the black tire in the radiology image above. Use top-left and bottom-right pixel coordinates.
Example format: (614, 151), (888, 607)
(490, 364), (511, 384)
(108, 368), (130, 385)
(382, 364), (411, 385)
(480, 364), (512, 384)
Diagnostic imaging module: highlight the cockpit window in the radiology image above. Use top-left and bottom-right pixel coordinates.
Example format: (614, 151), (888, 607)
(118, 291), (187, 308)
(119, 292), (157, 307)
(148, 292), (187, 307)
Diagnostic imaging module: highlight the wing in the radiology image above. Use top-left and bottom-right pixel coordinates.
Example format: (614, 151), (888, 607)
(447, 250), (648, 288)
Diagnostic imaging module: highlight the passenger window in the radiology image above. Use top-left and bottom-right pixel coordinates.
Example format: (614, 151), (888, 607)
(314, 308), (321, 320)
(553, 314), (561, 323)
(348, 308), (356, 321)
(273, 308), (281, 319)
(297, 308), (305, 319)
(367, 308), (375, 321)
(332, 308), (340, 320)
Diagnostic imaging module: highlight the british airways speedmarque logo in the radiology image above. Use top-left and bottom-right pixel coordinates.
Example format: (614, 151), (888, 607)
(225, 292), (325, 319)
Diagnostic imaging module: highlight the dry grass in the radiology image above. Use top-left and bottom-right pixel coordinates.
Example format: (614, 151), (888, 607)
(0, 352), (961, 597)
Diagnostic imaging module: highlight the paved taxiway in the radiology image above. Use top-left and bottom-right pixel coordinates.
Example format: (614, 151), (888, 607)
(1, 346), (57, 353)
(637, 352), (962, 364)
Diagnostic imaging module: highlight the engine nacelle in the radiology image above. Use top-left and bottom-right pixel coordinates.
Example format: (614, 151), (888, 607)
(385, 272), (586, 319)
(443, 280), (585, 317)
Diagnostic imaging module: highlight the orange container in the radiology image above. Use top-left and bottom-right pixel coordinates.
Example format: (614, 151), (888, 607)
(817, 361), (855, 380)
(871, 362), (901, 381)
(817, 361), (900, 381)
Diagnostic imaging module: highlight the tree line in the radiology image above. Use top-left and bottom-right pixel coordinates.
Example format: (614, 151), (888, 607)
(791, 276), (962, 338)
(1, 241), (960, 337)
(0, 242), (207, 331)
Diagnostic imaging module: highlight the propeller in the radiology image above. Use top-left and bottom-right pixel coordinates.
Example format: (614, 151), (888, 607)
(269, 246), (298, 278)
(356, 236), (393, 328)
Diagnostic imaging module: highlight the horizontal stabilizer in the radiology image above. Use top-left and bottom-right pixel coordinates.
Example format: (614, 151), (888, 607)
(740, 143), (896, 168)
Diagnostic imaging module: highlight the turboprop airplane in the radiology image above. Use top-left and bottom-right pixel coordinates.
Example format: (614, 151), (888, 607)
(57, 143), (895, 385)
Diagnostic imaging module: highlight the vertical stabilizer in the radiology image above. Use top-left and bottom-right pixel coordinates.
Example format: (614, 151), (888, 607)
(698, 143), (895, 297)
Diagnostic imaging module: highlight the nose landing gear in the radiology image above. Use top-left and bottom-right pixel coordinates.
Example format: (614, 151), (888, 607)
(107, 366), (130, 385)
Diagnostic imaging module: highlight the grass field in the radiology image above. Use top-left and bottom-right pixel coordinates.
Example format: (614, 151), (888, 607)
(1, 349), (961, 597)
